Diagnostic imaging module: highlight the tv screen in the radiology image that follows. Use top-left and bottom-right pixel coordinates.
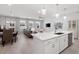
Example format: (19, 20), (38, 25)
(46, 23), (51, 27)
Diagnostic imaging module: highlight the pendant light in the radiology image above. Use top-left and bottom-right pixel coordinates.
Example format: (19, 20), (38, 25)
(55, 4), (60, 18)
(63, 8), (67, 19)
(8, 4), (13, 16)
(41, 8), (46, 15)
(55, 13), (59, 18)
(38, 5), (46, 19)
(8, 4), (12, 6)
(64, 16), (67, 19)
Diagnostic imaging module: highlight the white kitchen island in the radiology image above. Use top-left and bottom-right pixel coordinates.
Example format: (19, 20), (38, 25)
(32, 31), (73, 54)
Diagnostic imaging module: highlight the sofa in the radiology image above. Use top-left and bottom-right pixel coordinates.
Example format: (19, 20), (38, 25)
(23, 29), (33, 38)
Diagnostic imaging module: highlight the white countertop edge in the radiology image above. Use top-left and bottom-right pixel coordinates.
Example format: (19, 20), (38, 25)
(32, 31), (73, 40)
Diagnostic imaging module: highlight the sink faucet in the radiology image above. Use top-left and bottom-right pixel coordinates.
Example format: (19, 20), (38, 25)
(54, 26), (57, 33)
(54, 22), (63, 33)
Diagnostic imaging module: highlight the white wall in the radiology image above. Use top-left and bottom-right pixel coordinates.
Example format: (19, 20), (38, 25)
(43, 16), (69, 32)
(0, 4), (79, 32)
(44, 18), (54, 32)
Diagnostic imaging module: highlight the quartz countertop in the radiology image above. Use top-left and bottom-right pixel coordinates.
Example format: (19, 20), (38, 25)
(32, 31), (73, 40)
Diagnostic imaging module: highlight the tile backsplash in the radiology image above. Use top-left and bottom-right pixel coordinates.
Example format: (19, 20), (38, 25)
(54, 22), (63, 30)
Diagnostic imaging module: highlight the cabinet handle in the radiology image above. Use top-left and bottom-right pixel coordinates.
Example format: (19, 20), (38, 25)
(47, 41), (51, 44)
(52, 44), (55, 48)
(55, 39), (57, 42)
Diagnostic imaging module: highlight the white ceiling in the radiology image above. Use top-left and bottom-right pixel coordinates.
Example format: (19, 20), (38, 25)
(0, 4), (79, 19)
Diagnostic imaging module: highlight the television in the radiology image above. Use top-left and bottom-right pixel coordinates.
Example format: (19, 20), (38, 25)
(46, 23), (51, 27)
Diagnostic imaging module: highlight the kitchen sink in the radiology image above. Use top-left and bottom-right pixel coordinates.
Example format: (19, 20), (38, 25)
(55, 32), (64, 35)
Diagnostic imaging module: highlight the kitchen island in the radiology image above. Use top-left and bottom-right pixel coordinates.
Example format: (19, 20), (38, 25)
(32, 31), (73, 54)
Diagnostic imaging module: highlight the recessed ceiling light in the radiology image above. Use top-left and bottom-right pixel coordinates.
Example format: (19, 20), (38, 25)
(6, 21), (10, 23)
(64, 16), (67, 19)
(55, 13), (59, 18)
(8, 4), (12, 6)
(38, 10), (41, 14)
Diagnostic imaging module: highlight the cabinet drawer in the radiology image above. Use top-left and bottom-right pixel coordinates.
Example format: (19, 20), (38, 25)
(44, 38), (58, 45)
(62, 35), (68, 39)
(45, 39), (59, 54)
(60, 35), (68, 41)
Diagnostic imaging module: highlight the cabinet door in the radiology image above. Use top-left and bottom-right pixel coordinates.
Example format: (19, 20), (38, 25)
(33, 37), (45, 54)
(59, 36), (64, 52)
(63, 35), (68, 49)
(45, 38), (59, 54)
(59, 35), (68, 52)
(68, 33), (72, 46)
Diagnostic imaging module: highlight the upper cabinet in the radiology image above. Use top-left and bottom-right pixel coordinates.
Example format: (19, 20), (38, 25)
(68, 20), (77, 30)
(28, 21), (34, 28)
(68, 19), (78, 39)
(19, 20), (27, 30)
(5, 17), (16, 29)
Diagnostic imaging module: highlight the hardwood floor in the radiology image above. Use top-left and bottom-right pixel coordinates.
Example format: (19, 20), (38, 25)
(0, 32), (79, 54)
(0, 32), (33, 54)
(61, 39), (79, 54)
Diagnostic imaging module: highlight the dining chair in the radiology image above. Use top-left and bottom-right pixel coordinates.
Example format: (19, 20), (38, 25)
(2, 29), (13, 46)
(13, 31), (18, 42)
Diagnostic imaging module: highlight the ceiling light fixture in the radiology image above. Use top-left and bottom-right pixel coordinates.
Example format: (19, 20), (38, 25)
(63, 8), (67, 19)
(8, 4), (14, 16)
(41, 8), (46, 15)
(55, 4), (60, 18)
(8, 4), (12, 6)
(38, 5), (46, 19)
(64, 16), (67, 19)
(55, 13), (59, 18)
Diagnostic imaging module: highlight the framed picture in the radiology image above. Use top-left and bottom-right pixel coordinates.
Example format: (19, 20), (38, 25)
(10, 23), (14, 26)
(46, 23), (51, 27)
(72, 20), (76, 29)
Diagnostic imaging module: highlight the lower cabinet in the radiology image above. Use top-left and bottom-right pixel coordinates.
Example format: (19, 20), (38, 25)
(33, 34), (68, 54)
(45, 38), (59, 54)
(59, 35), (68, 52)
(44, 35), (68, 54)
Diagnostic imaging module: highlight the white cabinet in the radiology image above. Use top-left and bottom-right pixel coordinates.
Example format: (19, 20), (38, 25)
(44, 35), (68, 54)
(33, 34), (68, 54)
(33, 37), (45, 54)
(64, 35), (68, 48)
(59, 35), (68, 52)
(44, 38), (59, 54)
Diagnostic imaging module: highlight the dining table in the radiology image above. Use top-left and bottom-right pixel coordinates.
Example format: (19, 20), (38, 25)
(0, 31), (18, 37)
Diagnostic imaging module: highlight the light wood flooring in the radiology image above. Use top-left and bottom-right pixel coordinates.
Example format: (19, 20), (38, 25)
(0, 32), (33, 54)
(0, 32), (79, 54)
(61, 39), (79, 54)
